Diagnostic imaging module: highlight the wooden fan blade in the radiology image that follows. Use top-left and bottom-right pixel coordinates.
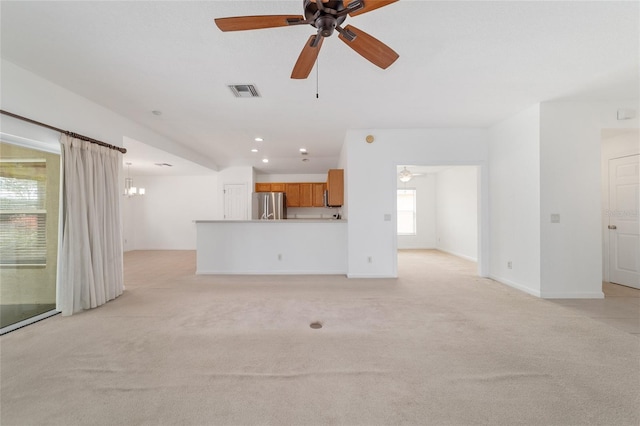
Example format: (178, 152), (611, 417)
(338, 24), (398, 69)
(291, 35), (324, 79)
(347, 0), (398, 17)
(215, 15), (304, 32)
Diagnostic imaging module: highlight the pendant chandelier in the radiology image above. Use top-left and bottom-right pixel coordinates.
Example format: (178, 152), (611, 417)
(124, 162), (145, 196)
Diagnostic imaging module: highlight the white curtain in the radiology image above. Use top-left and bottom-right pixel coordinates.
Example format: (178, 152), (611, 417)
(58, 134), (124, 316)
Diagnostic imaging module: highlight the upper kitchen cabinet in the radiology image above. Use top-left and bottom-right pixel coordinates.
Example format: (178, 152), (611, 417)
(255, 182), (286, 193)
(285, 183), (300, 207)
(312, 183), (326, 207)
(327, 169), (344, 207)
(299, 183), (313, 207)
(270, 183), (286, 192)
(255, 183), (271, 192)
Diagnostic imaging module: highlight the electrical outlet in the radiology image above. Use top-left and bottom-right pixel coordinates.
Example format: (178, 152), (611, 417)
(507, 261), (512, 269)
(278, 254), (282, 261)
(368, 256), (373, 263)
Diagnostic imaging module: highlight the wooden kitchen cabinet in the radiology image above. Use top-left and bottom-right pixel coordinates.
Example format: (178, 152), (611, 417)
(285, 183), (300, 207)
(326, 169), (344, 206)
(257, 180), (330, 207)
(270, 183), (286, 192)
(312, 183), (326, 207)
(299, 183), (313, 207)
(255, 182), (286, 192)
(255, 183), (271, 192)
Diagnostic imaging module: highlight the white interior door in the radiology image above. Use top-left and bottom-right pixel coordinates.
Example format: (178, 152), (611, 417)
(223, 184), (247, 220)
(608, 154), (639, 289)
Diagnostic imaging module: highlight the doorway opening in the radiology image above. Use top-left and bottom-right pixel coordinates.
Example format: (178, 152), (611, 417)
(601, 129), (639, 290)
(224, 183), (248, 220)
(396, 165), (482, 276)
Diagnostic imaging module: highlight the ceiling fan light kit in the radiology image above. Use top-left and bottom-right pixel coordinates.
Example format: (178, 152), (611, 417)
(214, 0), (399, 79)
(398, 166), (412, 182)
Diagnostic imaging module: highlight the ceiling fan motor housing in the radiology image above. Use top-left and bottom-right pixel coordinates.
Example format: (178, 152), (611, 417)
(316, 15), (338, 37)
(305, 0), (347, 37)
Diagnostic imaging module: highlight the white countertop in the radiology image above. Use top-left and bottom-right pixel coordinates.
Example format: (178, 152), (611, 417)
(195, 219), (347, 223)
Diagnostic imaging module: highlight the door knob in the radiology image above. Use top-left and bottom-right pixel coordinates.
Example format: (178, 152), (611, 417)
(608, 225), (617, 230)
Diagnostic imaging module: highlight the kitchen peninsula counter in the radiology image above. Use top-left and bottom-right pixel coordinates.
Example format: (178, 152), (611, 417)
(196, 219), (346, 223)
(195, 219), (347, 275)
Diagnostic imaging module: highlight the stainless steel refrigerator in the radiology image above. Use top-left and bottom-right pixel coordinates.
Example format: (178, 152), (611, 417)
(252, 192), (287, 220)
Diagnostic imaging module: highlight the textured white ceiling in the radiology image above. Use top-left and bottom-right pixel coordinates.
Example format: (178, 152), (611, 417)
(1, 1), (638, 175)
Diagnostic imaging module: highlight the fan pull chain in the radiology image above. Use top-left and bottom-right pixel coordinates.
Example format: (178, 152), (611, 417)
(316, 56), (319, 99)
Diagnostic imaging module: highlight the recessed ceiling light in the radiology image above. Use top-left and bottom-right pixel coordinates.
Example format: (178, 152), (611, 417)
(299, 148), (307, 152)
(255, 137), (263, 142)
(152, 110), (162, 116)
(251, 148), (258, 153)
(262, 158), (269, 163)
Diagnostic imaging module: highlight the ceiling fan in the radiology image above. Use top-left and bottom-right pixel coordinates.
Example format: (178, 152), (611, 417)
(398, 166), (425, 182)
(214, 0), (399, 79)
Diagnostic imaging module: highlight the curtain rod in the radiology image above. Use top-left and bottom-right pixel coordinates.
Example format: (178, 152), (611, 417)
(0, 109), (127, 154)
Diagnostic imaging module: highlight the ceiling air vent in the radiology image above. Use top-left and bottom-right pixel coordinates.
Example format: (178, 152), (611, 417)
(228, 84), (260, 98)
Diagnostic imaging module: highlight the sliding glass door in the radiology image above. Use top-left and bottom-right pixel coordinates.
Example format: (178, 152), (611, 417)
(0, 141), (60, 332)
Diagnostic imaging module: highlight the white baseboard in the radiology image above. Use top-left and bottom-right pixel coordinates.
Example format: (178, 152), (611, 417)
(539, 291), (605, 299)
(489, 275), (606, 299)
(489, 274), (542, 298)
(437, 248), (477, 263)
(347, 274), (398, 279)
(196, 269), (347, 275)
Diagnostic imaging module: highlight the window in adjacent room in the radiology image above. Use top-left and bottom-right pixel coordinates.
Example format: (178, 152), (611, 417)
(397, 188), (416, 235)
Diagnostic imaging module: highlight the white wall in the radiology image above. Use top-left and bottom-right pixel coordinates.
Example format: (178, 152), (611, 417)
(436, 167), (478, 261)
(0, 59), (215, 170)
(338, 137), (349, 220)
(488, 105), (542, 296)
(121, 192), (137, 252)
(601, 130), (640, 281)
(539, 101), (639, 298)
(124, 175), (218, 250)
(345, 129), (489, 278)
(1, 59), (224, 253)
(397, 174), (437, 249)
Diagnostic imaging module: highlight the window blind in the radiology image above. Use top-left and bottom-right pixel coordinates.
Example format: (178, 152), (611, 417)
(0, 160), (47, 265)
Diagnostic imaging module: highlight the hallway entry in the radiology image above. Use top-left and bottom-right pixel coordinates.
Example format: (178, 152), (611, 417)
(396, 165), (480, 275)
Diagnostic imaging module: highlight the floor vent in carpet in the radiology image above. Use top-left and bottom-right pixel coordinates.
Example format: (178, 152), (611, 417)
(310, 322), (322, 329)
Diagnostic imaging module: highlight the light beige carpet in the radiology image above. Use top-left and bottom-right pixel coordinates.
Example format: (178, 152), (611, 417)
(1, 250), (639, 425)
